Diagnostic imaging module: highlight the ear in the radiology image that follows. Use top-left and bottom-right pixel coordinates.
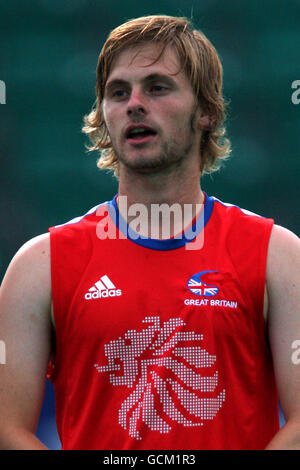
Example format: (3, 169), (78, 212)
(197, 113), (211, 130)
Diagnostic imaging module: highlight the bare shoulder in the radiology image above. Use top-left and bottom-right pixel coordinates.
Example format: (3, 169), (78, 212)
(11, 232), (50, 263)
(269, 223), (300, 245)
(267, 224), (300, 274)
(0, 233), (52, 323)
(266, 224), (300, 313)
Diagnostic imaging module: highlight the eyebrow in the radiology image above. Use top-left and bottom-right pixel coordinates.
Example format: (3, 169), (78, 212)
(105, 73), (177, 94)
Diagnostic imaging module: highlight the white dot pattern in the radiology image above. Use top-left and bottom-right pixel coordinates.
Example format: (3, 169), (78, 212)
(173, 346), (216, 368)
(167, 377), (226, 420)
(94, 316), (226, 440)
(151, 370), (203, 428)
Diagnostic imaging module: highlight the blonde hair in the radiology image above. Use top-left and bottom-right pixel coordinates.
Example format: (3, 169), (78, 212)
(82, 15), (231, 176)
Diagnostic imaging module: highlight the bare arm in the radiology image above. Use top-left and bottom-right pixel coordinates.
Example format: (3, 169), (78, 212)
(0, 233), (52, 450)
(265, 224), (300, 449)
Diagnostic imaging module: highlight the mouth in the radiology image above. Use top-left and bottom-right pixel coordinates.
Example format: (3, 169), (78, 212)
(125, 125), (158, 145)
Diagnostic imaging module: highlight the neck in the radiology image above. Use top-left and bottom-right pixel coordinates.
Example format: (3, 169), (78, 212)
(117, 161), (204, 239)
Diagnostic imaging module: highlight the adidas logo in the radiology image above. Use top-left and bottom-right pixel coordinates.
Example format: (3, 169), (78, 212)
(84, 275), (122, 300)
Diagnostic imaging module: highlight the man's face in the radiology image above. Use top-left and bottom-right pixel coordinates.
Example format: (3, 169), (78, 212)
(102, 42), (203, 174)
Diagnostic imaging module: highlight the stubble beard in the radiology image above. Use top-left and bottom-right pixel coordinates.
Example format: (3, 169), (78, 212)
(117, 139), (193, 175)
(114, 112), (198, 176)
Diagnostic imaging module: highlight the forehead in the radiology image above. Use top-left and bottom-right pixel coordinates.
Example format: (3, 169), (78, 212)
(107, 43), (183, 83)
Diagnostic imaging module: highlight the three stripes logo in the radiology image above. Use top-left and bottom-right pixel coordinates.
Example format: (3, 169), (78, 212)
(84, 275), (122, 300)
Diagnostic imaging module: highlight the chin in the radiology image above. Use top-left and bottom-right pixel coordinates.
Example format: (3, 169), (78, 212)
(119, 151), (163, 168)
(126, 157), (170, 171)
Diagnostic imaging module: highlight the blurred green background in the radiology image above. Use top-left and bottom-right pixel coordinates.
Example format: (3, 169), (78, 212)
(0, 0), (299, 449)
(0, 0), (299, 278)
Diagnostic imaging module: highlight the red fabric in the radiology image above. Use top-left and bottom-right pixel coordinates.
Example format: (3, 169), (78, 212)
(47, 195), (279, 449)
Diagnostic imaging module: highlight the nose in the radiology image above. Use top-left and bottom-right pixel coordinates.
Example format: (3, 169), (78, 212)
(127, 89), (147, 117)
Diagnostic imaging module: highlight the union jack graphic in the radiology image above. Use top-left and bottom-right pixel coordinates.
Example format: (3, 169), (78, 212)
(187, 271), (219, 296)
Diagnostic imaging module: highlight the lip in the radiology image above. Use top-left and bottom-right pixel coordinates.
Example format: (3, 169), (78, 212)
(127, 133), (158, 146)
(125, 123), (156, 136)
(124, 124), (158, 146)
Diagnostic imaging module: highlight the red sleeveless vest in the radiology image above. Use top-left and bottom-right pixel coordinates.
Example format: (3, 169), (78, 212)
(47, 193), (279, 449)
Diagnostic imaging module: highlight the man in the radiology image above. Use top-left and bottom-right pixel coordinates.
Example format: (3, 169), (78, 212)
(0, 15), (299, 450)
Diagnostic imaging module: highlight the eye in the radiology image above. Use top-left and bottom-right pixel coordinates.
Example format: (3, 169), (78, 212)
(149, 84), (168, 94)
(112, 89), (128, 99)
